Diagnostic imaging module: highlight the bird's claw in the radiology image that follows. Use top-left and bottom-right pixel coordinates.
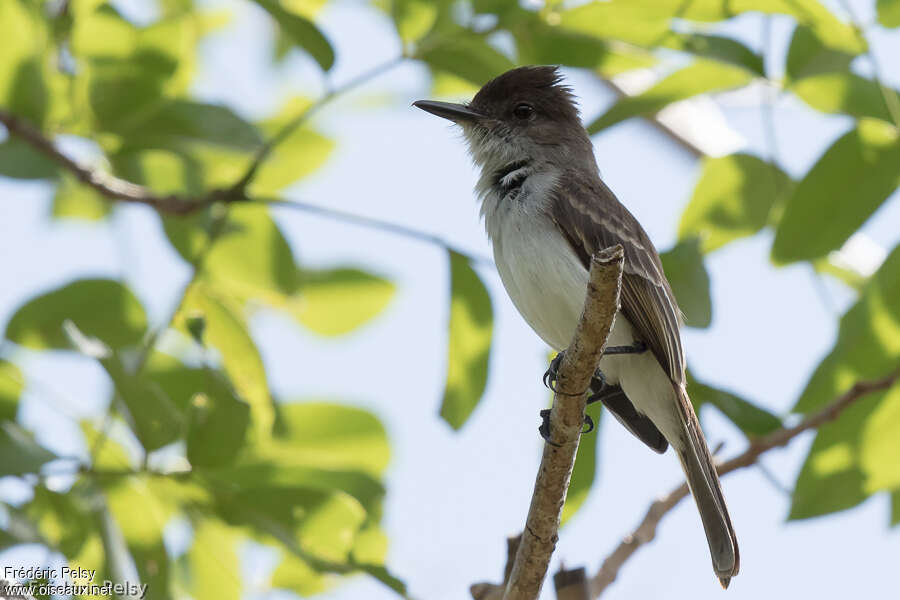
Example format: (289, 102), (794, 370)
(539, 408), (595, 445)
(543, 351), (566, 392)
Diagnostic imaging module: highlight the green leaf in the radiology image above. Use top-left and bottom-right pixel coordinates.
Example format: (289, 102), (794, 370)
(562, 404), (601, 525)
(290, 267), (395, 336)
(66, 324), (184, 452)
(789, 385), (900, 520)
(252, 0), (335, 71)
(587, 61), (752, 134)
(180, 284), (275, 442)
(392, 0), (438, 43)
(660, 238), (712, 328)
(772, 120), (900, 264)
(680, 153), (792, 253)
(121, 100), (263, 152)
(269, 402), (390, 477)
(793, 242), (900, 414)
(0, 360), (23, 422)
(52, 174), (111, 221)
(0, 0), (49, 127)
(187, 378), (250, 468)
(188, 519), (241, 600)
(0, 421), (55, 476)
(82, 422), (135, 470)
(249, 97), (335, 196)
(417, 31), (516, 86)
(785, 25), (853, 81)
(167, 205), (301, 302)
(0, 138), (58, 180)
(440, 251), (493, 429)
(878, 0), (900, 28)
(687, 371), (781, 438)
(661, 33), (764, 75)
(513, 20), (656, 76)
(791, 73), (896, 124)
(270, 550), (328, 596)
(24, 483), (96, 557)
(5, 279), (148, 350)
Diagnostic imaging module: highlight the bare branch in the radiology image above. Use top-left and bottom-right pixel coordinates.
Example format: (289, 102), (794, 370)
(590, 366), (900, 597)
(498, 245), (625, 600)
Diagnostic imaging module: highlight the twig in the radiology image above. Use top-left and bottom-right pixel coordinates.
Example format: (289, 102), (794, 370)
(499, 246), (625, 600)
(229, 55), (405, 193)
(589, 366), (900, 597)
(554, 567), (592, 600)
(0, 109), (239, 213)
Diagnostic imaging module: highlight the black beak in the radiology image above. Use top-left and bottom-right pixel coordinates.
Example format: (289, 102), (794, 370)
(413, 100), (483, 122)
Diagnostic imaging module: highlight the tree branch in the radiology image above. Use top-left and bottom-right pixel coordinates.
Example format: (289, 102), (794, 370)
(0, 109), (238, 214)
(496, 245), (624, 600)
(590, 366), (900, 597)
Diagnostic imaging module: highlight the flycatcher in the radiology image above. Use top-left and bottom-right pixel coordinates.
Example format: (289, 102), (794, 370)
(414, 65), (739, 587)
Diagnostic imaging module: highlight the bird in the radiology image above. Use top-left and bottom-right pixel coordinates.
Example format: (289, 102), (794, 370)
(413, 65), (739, 587)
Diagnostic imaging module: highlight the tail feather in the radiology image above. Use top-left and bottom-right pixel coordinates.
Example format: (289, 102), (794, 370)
(673, 387), (740, 587)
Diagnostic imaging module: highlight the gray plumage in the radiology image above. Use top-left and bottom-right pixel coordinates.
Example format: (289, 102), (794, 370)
(415, 65), (739, 587)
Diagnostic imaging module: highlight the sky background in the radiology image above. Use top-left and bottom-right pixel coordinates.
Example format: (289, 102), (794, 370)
(1, 0), (899, 598)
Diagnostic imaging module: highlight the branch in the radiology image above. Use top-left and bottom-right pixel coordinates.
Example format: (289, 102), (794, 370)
(497, 245), (624, 600)
(0, 109), (237, 214)
(589, 366), (900, 597)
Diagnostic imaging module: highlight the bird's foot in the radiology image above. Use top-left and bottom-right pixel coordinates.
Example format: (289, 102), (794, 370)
(539, 408), (594, 446)
(542, 350), (566, 392)
(604, 340), (647, 355)
(586, 370), (608, 405)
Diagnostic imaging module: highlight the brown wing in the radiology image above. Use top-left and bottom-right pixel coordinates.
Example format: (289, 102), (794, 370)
(547, 170), (685, 385)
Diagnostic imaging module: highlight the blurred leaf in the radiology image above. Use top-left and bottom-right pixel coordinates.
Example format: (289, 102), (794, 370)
(785, 25), (853, 81)
(513, 20), (655, 76)
(351, 521), (388, 565)
(0, 422), (55, 476)
(0, 0), (49, 127)
(789, 384), (900, 520)
(418, 31), (515, 86)
(772, 120), (900, 264)
(24, 483), (95, 557)
(562, 404), (601, 525)
(181, 284), (275, 441)
(296, 491), (366, 562)
(687, 371), (782, 438)
(187, 380), (250, 468)
(0, 138), (59, 180)
(792, 73), (896, 124)
(680, 153), (791, 253)
(393, 0), (438, 42)
(270, 550), (328, 596)
(52, 174), (111, 221)
(120, 100), (263, 152)
(793, 242), (900, 414)
(82, 422), (135, 470)
(5, 279), (147, 350)
(103, 477), (174, 599)
(188, 519), (241, 600)
(813, 256), (868, 291)
(892, 490), (900, 526)
(878, 0), (900, 27)
(253, 0), (335, 71)
(587, 61), (752, 134)
(291, 267), (395, 336)
(559, 0), (862, 54)
(660, 238), (712, 328)
(661, 33), (764, 74)
(0, 360), (23, 422)
(440, 251), (493, 429)
(269, 402), (390, 477)
(67, 325), (184, 452)
(249, 97), (335, 196)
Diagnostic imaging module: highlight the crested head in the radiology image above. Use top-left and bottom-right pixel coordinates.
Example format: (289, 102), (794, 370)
(453, 66), (594, 173)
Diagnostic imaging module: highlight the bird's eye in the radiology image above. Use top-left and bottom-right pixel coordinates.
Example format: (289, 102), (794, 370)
(513, 103), (534, 120)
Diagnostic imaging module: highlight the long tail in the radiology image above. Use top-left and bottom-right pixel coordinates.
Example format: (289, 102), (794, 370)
(673, 386), (740, 588)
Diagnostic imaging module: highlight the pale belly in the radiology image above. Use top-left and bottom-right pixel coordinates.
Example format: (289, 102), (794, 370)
(490, 207), (682, 441)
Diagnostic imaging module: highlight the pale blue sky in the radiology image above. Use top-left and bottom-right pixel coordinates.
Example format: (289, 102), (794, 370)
(1, 1), (899, 599)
